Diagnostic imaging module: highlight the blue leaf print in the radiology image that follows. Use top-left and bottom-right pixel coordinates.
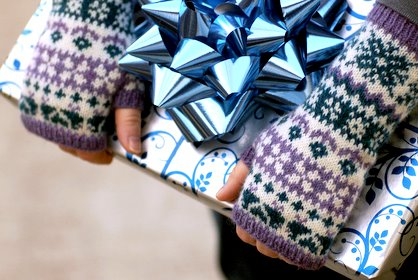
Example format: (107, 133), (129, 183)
(370, 237), (376, 246)
(365, 188), (376, 205)
(21, 29), (32, 35)
(196, 179), (201, 187)
(204, 180), (210, 185)
(411, 158), (418, 166)
(392, 166), (404, 175)
(403, 177), (411, 189)
(406, 166), (416, 176)
(379, 239), (386, 245)
(399, 156), (410, 162)
(363, 266), (379, 276)
(374, 178), (383, 189)
(200, 187), (207, 192)
(365, 177), (374, 185)
(375, 246), (383, 251)
(13, 59), (21, 70)
(206, 172), (213, 179)
(374, 232), (380, 239)
(381, 230), (388, 238)
(200, 174), (204, 180)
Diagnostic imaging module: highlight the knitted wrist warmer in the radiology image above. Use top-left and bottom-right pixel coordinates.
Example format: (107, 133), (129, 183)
(19, 0), (144, 151)
(233, 3), (418, 270)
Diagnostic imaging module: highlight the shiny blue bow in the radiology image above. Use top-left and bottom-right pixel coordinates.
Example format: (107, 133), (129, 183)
(120, 0), (347, 142)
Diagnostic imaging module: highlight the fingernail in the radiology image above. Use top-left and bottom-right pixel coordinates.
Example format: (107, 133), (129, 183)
(216, 187), (224, 198)
(128, 136), (141, 155)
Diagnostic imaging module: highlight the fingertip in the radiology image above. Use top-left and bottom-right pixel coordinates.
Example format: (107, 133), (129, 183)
(215, 186), (224, 199)
(128, 136), (142, 156)
(216, 160), (250, 202)
(115, 108), (142, 156)
(256, 242), (280, 259)
(76, 150), (113, 165)
(236, 226), (256, 246)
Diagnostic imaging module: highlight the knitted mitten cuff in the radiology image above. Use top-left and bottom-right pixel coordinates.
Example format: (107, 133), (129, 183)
(233, 3), (418, 270)
(113, 73), (145, 109)
(19, 0), (144, 151)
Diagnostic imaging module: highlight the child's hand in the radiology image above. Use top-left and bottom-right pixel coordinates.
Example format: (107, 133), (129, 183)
(19, 0), (144, 162)
(216, 161), (281, 259)
(59, 107), (142, 165)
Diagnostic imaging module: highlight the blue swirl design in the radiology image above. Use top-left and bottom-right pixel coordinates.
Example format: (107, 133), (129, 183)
(162, 137), (195, 189)
(125, 130), (185, 177)
(125, 131), (239, 195)
(192, 148), (238, 194)
(142, 130), (177, 150)
(253, 105), (266, 120)
(336, 0), (375, 40)
(0, 81), (21, 96)
(346, 5), (368, 20)
(331, 204), (415, 277)
(217, 126), (246, 145)
(154, 106), (172, 120)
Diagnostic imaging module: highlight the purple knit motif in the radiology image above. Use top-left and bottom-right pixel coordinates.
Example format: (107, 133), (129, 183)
(27, 45), (121, 98)
(19, 5), (144, 151)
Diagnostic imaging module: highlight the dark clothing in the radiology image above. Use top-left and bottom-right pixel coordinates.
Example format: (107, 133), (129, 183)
(212, 212), (417, 280)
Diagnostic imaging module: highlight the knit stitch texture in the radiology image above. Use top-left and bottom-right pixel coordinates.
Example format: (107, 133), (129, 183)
(233, 3), (418, 270)
(19, 0), (144, 151)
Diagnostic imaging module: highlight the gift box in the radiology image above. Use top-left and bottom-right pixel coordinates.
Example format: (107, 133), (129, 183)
(1, 1), (417, 279)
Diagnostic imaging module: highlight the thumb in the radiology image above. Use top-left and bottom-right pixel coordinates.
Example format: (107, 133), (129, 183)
(216, 160), (249, 202)
(115, 108), (142, 155)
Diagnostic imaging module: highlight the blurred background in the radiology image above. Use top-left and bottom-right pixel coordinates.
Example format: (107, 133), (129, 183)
(0, 1), (224, 279)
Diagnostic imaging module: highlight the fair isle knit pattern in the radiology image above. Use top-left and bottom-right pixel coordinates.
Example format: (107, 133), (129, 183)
(19, 0), (144, 151)
(233, 3), (418, 271)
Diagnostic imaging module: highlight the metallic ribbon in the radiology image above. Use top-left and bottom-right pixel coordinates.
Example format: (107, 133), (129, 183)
(120, 0), (347, 142)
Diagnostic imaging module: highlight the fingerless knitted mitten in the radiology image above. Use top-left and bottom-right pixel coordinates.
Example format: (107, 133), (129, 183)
(19, 0), (144, 151)
(233, 3), (418, 270)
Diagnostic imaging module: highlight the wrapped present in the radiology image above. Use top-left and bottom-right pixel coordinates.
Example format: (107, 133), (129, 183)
(1, 0), (417, 279)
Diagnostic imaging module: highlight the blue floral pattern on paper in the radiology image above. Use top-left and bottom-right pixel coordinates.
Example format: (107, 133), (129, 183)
(330, 118), (418, 278)
(330, 205), (415, 277)
(192, 149), (237, 194)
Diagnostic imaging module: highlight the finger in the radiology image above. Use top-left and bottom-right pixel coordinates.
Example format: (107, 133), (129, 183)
(256, 242), (280, 259)
(59, 145), (113, 165)
(115, 108), (142, 156)
(59, 145), (78, 157)
(216, 160), (249, 202)
(75, 149), (113, 165)
(236, 226), (256, 246)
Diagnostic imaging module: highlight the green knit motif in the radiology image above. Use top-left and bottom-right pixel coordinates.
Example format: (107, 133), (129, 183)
(304, 24), (418, 156)
(52, 0), (135, 34)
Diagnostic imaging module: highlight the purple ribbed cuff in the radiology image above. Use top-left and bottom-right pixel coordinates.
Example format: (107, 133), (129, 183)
(232, 206), (326, 270)
(240, 146), (255, 167)
(113, 74), (145, 110)
(113, 89), (144, 110)
(21, 115), (107, 151)
(369, 3), (418, 56)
